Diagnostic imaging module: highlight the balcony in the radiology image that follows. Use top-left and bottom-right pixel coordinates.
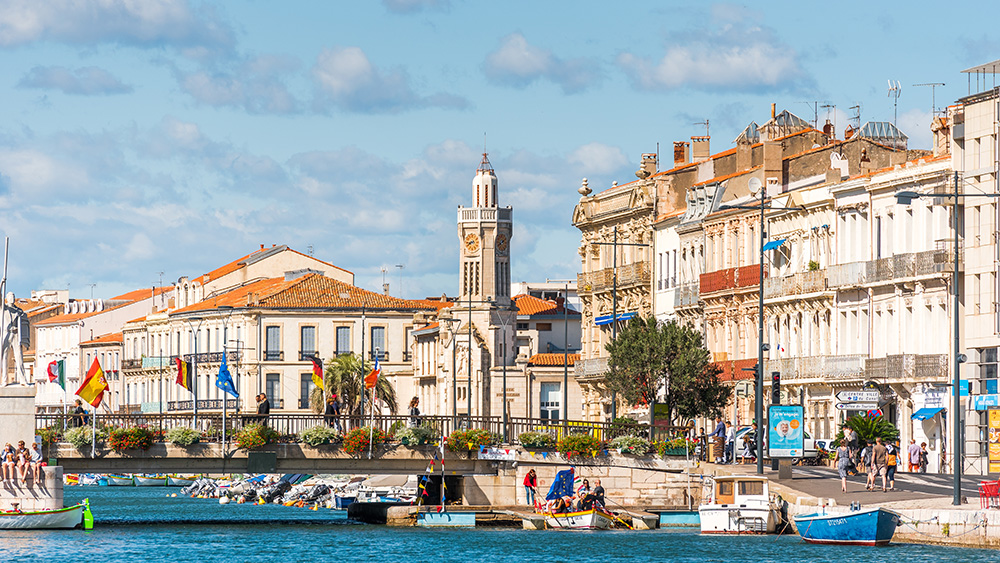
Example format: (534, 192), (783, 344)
(699, 264), (764, 295)
(764, 354), (866, 381)
(577, 261), (651, 293)
(370, 350), (388, 361)
(299, 351), (318, 361)
(574, 356), (608, 379)
(123, 359), (142, 370)
(174, 351), (242, 365)
(827, 249), (956, 290)
(457, 207), (512, 224)
(263, 350), (284, 362)
(763, 269), (827, 299)
(673, 282), (700, 308)
(866, 353), (949, 381)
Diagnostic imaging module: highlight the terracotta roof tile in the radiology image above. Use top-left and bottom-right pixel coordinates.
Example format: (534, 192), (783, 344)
(528, 353), (581, 366)
(412, 298), (455, 311)
(111, 286), (171, 302)
(36, 311), (100, 326)
(81, 332), (123, 346)
(201, 246), (353, 285)
(653, 208), (687, 224)
(514, 294), (578, 316)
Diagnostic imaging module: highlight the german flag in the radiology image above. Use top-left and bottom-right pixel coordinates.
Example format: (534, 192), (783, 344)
(175, 357), (194, 391)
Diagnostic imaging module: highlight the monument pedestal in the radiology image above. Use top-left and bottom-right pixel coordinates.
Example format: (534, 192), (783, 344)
(0, 386), (65, 510)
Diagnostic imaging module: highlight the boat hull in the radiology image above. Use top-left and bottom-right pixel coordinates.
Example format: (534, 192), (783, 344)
(541, 508), (615, 530)
(699, 506), (778, 534)
(335, 495), (356, 509)
(106, 475), (134, 486)
(793, 507), (901, 546)
(134, 476), (166, 486)
(0, 503), (84, 530)
(167, 476), (196, 487)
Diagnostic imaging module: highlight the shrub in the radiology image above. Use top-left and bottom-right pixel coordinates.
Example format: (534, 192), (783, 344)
(518, 431), (556, 449)
(388, 420), (406, 438)
(165, 426), (202, 447)
(343, 426), (387, 455)
(396, 425), (436, 447)
(235, 423), (280, 450)
(445, 428), (498, 453)
(557, 433), (603, 458)
(65, 425), (107, 450)
(108, 426), (155, 453)
(36, 426), (63, 447)
(299, 425), (341, 447)
(610, 435), (652, 455)
(654, 436), (696, 456)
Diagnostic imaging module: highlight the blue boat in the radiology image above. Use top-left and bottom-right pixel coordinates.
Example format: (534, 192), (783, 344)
(793, 506), (901, 546)
(335, 495), (356, 510)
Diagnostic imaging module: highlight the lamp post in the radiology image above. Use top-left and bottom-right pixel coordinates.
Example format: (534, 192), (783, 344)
(896, 172), (998, 505)
(547, 279), (576, 431)
(217, 305), (235, 450)
(490, 303), (517, 443)
(182, 316), (205, 427)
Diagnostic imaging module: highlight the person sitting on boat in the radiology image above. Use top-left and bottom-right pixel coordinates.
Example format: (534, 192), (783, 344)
(0, 443), (15, 483)
(29, 443), (43, 485)
(592, 479), (605, 508)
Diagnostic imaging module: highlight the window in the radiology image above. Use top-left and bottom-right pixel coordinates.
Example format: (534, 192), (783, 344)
(404, 327), (412, 362)
(370, 326), (386, 360)
(265, 326), (282, 361)
(300, 373), (315, 410)
(540, 382), (561, 420)
(336, 326), (351, 355)
(300, 326), (317, 360)
(516, 322), (528, 331)
(535, 322), (552, 332)
(980, 348), (998, 394)
(266, 373), (281, 405)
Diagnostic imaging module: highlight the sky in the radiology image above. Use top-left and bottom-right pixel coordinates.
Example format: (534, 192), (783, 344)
(1, 0), (999, 302)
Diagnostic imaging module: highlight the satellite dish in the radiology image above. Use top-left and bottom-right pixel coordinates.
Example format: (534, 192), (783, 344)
(748, 177), (763, 197)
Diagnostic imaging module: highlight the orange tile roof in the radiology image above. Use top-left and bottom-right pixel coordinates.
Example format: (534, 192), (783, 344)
(35, 311), (99, 326)
(201, 246), (353, 285)
(81, 332), (123, 346)
(170, 273), (435, 315)
(714, 358), (757, 382)
(111, 286), (171, 302)
(413, 298), (455, 311)
(514, 294), (578, 316)
(653, 208), (687, 224)
(528, 353), (581, 366)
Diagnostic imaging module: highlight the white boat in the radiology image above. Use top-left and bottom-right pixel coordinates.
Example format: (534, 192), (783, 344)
(539, 507), (615, 530)
(698, 475), (781, 534)
(134, 475), (166, 486)
(167, 475), (197, 487)
(0, 500), (93, 530)
(106, 475), (134, 486)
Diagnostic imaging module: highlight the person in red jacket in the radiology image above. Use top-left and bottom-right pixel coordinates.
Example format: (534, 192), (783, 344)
(523, 469), (538, 507)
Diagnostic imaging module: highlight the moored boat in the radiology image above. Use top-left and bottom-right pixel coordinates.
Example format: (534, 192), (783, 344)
(540, 507), (615, 530)
(134, 475), (167, 486)
(699, 475), (782, 534)
(106, 474), (134, 486)
(793, 506), (901, 546)
(334, 494), (356, 509)
(0, 500), (93, 530)
(167, 475), (197, 487)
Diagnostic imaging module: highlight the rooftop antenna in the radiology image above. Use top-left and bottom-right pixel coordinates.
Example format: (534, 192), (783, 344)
(395, 264), (405, 298)
(888, 80), (902, 128)
(692, 120), (709, 137)
(820, 104), (837, 137)
(849, 105), (862, 130)
(87, 283), (97, 300)
(381, 267), (389, 295)
(798, 101), (820, 128)
(157, 271), (165, 308)
(307, 244), (314, 256)
(914, 82), (946, 117)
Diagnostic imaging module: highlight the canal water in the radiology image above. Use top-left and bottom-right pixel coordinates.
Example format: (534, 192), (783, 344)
(3, 487), (993, 562)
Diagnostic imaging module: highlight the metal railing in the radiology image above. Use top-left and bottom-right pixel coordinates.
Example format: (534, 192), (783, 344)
(828, 249), (955, 290)
(35, 412), (691, 446)
(577, 261), (650, 293)
(167, 399), (240, 412)
(574, 357), (608, 378)
(673, 282), (699, 308)
(264, 350), (284, 361)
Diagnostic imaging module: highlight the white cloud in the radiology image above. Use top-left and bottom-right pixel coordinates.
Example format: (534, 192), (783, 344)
(18, 65), (132, 95)
(898, 109), (933, 150)
(176, 54), (301, 114)
(311, 46), (468, 113)
(0, 0), (234, 54)
(123, 232), (155, 261)
(483, 33), (600, 94)
(568, 143), (629, 175)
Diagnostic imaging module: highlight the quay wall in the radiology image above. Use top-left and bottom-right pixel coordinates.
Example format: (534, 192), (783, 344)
(0, 466), (63, 511)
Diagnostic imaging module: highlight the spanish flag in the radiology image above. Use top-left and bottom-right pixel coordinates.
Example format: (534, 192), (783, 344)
(307, 355), (323, 390)
(176, 357), (193, 391)
(76, 357), (109, 407)
(364, 356), (381, 390)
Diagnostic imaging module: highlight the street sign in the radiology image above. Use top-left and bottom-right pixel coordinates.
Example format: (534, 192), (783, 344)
(835, 402), (879, 410)
(835, 390), (880, 403)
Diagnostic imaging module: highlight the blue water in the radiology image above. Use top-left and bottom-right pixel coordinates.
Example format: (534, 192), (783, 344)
(2, 487), (993, 562)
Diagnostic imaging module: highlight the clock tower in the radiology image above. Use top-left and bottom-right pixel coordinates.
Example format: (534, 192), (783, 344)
(457, 153), (512, 305)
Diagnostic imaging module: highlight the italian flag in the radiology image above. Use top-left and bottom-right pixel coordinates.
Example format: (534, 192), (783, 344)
(47, 359), (65, 389)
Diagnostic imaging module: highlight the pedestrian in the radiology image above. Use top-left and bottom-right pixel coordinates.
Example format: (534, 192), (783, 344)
(72, 399), (88, 428)
(835, 439), (851, 492)
(860, 442), (874, 489)
(257, 393), (271, 426)
(919, 442), (929, 473)
(592, 478), (606, 507)
(871, 437), (888, 492)
(907, 439), (921, 472)
(708, 416), (726, 463)
(741, 423), (758, 464)
(886, 441), (898, 490)
(523, 469), (537, 507)
(845, 427), (859, 475)
(697, 427), (707, 461)
(408, 396), (421, 427)
(725, 421), (736, 464)
(324, 394), (342, 431)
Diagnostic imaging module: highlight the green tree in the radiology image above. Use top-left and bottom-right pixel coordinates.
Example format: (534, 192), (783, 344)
(309, 354), (398, 415)
(834, 414), (899, 446)
(605, 316), (730, 424)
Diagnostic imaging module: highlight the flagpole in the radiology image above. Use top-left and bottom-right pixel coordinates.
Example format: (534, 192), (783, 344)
(222, 339), (227, 455)
(367, 386), (375, 459)
(0, 237), (8, 386)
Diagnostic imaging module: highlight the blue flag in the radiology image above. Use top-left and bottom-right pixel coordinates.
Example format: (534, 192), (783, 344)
(545, 468), (575, 501)
(216, 354), (238, 398)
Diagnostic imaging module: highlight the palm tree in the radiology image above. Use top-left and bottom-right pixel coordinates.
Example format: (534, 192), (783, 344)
(309, 354), (398, 416)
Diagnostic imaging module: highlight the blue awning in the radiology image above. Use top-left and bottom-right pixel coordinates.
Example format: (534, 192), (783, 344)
(762, 238), (787, 251)
(911, 407), (944, 420)
(594, 312), (637, 326)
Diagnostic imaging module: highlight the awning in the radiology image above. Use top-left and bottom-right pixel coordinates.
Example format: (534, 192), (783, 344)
(594, 312), (637, 326)
(911, 407), (944, 420)
(762, 238), (787, 251)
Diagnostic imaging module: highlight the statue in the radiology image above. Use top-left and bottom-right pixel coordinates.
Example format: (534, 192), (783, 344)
(1, 292), (30, 386)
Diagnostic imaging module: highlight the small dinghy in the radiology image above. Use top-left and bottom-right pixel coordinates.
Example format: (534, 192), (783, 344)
(0, 499), (94, 530)
(793, 505), (901, 546)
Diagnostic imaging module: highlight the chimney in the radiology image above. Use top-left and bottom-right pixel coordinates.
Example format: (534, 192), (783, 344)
(763, 140), (783, 195)
(691, 136), (711, 162)
(771, 103), (776, 119)
(260, 244), (264, 250)
(844, 125), (855, 140)
(636, 153), (658, 179)
(736, 139), (753, 171)
(673, 141), (690, 166)
(822, 119), (835, 140)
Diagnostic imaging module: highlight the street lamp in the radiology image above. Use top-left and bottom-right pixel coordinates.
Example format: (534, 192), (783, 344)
(218, 305), (235, 450)
(182, 316), (205, 427)
(896, 172), (1000, 505)
(547, 279), (575, 431)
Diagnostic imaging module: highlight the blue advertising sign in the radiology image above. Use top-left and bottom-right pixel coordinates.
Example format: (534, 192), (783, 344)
(767, 405), (805, 458)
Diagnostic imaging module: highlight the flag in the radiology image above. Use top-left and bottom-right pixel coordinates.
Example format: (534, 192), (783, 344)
(307, 355), (324, 390)
(76, 357), (109, 408)
(545, 468), (575, 501)
(364, 356), (381, 390)
(47, 359), (65, 389)
(216, 354), (238, 398)
(175, 357), (193, 392)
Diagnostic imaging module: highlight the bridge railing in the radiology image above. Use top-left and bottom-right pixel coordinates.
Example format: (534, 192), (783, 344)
(36, 412), (691, 446)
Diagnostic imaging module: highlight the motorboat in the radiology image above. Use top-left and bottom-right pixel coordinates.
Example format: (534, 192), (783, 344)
(793, 505), (901, 546)
(699, 475), (782, 534)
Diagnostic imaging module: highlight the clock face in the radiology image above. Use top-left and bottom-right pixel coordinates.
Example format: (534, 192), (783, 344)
(496, 233), (509, 253)
(464, 233), (480, 253)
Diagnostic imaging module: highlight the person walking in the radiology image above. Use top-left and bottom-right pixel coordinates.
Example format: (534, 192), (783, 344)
(845, 427), (859, 475)
(72, 399), (88, 427)
(907, 439), (921, 472)
(886, 441), (898, 490)
(408, 397), (421, 427)
(324, 394), (342, 431)
(919, 442), (929, 473)
(257, 393), (271, 426)
(871, 437), (889, 492)
(725, 421), (736, 464)
(835, 439), (852, 492)
(708, 416), (726, 463)
(860, 442), (874, 490)
(523, 469), (537, 507)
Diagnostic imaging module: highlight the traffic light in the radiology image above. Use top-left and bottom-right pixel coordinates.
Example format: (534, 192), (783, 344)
(771, 371), (781, 404)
